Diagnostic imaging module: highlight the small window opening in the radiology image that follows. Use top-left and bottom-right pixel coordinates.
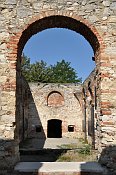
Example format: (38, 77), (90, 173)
(12, 122), (16, 127)
(68, 125), (75, 132)
(36, 125), (41, 132)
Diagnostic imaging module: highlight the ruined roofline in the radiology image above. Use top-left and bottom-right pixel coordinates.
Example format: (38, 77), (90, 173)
(28, 82), (82, 88)
(83, 67), (96, 84)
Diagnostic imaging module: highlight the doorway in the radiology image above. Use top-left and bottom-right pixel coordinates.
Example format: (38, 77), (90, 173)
(47, 119), (62, 138)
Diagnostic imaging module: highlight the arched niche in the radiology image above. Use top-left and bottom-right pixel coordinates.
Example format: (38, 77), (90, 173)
(47, 91), (64, 107)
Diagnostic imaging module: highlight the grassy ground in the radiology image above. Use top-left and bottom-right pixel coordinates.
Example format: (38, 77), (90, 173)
(56, 140), (98, 162)
(20, 138), (98, 162)
(56, 149), (98, 162)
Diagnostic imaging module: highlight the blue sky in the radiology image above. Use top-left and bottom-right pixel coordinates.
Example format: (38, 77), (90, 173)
(23, 28), (95, 82)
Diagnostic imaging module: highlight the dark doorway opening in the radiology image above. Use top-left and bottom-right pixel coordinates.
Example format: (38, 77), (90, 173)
(47, 119), (62, 138)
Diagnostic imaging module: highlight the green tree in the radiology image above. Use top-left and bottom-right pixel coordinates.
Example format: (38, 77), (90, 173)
(21, 54), (31, 81)
(49, 60), (81, 83)
(21, 54), (49, 82)
(21, 54), (81, 83)
(29, 61), (48, 82)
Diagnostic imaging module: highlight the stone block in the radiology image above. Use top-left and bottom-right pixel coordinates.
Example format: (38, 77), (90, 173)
(103, 1), (110, 7)
(5, 0), (17, 5)
(110, 2), (116, 10)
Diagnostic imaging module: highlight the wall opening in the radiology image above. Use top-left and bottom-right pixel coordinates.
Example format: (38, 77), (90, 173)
(36, 125), (42, 132)
(68, 125), (75, 132)
(23, 28), (95, 82)
(17, 15), (100, 81)
(47, 91), (64, 107)
(15, 14), (100, 161)
(47, 119), (62, 138)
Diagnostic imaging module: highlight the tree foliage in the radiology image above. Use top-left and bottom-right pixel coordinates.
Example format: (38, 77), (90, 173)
(21, 54), (81, 83)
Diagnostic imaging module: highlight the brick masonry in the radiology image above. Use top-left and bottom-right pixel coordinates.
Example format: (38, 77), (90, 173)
(0, 0), (116, 174)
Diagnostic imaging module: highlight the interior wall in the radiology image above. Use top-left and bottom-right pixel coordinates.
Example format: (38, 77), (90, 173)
(27, 83), (83, 139)
(83, 68), (98, 147)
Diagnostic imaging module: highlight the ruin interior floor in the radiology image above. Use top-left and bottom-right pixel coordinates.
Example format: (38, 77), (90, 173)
(20, 138), (85, 162)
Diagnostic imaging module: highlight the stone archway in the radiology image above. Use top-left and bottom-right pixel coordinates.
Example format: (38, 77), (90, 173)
(2, 13), (102, 168)
(0, 2), (115, 170)
(15, 13), (102, 159)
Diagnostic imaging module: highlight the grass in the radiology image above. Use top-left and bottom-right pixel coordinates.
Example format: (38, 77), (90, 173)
(57, 148), (97, 162)
(20, 137), (98, 162)
(78, 144), (91, 155)
(57, 143), (79, 149)
(57, 149), (97, 162)
(56, 140), (97, 162)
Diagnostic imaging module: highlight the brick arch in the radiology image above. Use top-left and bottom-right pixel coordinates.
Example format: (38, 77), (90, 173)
(7, 11), (105, 70)
(47, 91), (64, 107)
(74, 93), (83, 109)
(18, 14), (101, 58)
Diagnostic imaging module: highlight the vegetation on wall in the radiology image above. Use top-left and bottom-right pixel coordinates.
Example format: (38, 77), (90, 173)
(21, 54), (81, 83)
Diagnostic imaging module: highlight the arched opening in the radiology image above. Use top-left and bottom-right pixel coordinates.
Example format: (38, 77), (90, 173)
(47, 91), (64, 107)
(47, 119), (62, 138)
(23, 28), (95, 82)
(15, 14), (101, 161)
(17, 15), (100, 72)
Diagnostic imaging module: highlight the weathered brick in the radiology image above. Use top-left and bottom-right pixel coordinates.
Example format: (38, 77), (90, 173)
(101, 110), (112, 115)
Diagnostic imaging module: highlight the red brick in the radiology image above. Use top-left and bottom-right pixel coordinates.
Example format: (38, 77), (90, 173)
(101, 102), (111, 105)
(100, 73), (110, 78)
(100, 62), (112, 67)
(101, 110), (111, 115)
(101, 121), (114, 126)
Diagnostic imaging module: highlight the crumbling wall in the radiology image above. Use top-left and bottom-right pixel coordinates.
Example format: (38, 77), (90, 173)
(83, 68), (98, 147)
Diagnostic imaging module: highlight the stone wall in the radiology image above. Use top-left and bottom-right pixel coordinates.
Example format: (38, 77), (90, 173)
(83, 68), (116, 174)
(83, 68), (99, 147)
(27, 83), (83, 139)
(0, 0), (116, 172)
(16, 74), (30, 142)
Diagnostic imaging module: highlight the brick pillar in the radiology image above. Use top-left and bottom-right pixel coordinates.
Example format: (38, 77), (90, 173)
(98, 52), (116, 172)
(0, 35), (20, 170)
(0, 75), (20, 170)
(99, 54), (116, 147)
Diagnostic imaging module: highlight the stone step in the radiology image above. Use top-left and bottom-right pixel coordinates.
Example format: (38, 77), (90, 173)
(13, 172), (103, 175)
(14, 162), (106, 175)
(20, 148), (71, 155)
